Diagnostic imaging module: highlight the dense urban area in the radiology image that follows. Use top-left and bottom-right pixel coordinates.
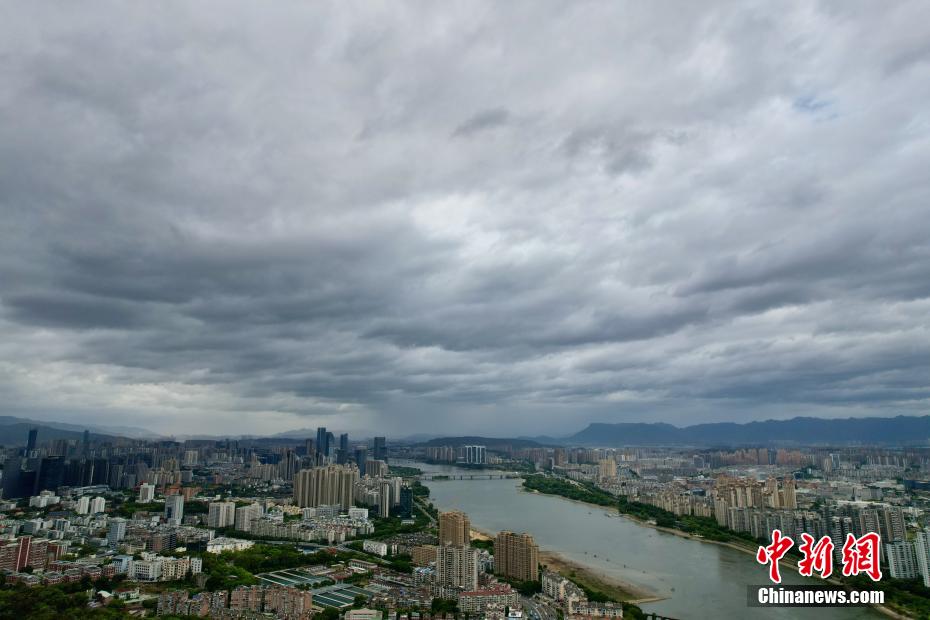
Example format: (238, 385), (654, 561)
(3, 426), (930, 618)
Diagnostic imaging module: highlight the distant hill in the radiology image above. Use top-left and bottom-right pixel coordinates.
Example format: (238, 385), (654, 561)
(0, 417), (122, 446)
(566, 416), (930, 447)
(0, 415), (160, 440)
(418, 436), (548, 448)
(271, 429), (441, 444)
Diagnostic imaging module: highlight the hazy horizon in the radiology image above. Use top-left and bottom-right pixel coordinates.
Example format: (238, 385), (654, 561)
(1, 3), (928, 437)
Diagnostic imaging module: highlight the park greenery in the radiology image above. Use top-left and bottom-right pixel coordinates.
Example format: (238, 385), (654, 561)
(198, 544), (372, 591)
(846, 575), (930, 618)
(112, 499), (208, 518)
(523, 475), (615, 505)
(0, 581), (132, 620)
(410, 480), (431, 497)
(370, 511), (432, 540)
(383, 553), (414, 574)
(522, 475), (756, 545)
(470, 538), (494, 552)
(430, 597), (459, 614)
(111, 501), (162, 518)
(495, 575), (541, 596)
(388, 465), (423, 478)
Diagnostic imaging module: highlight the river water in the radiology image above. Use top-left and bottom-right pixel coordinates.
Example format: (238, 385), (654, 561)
(400, 460), (882, 620)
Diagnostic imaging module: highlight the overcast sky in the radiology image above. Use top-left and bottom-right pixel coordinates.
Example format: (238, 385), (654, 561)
(1, 2), (928, 438)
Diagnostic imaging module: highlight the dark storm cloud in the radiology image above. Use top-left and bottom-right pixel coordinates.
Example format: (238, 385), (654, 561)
(0, 1), (928, 435)
(452, 108), (511, 137)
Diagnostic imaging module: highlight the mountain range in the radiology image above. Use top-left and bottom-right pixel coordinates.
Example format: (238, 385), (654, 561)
(0, 416), (161, 445)
(562, 415), (930, 447)
(2, 414), (929, 448)
(419, 436), (546, 448)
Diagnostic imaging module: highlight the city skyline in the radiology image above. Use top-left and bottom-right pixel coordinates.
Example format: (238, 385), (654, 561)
(1, 405), (922, 617)
(1, 3), (929, 437)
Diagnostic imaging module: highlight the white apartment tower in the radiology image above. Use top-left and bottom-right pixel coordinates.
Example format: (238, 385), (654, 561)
(207, 501), (236, 528)
(138, 483), (155, 503)
(436, 544), (478, 591)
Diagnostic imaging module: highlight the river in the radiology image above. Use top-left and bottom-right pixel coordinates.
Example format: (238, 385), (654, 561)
(399, 460), (883, 620)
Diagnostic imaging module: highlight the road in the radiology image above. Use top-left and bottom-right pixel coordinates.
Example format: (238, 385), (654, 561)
(414, 497), (437, 526)
(523, 596), (557, 620)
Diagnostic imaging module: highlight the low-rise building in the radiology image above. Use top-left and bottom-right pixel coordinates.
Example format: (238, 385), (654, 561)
(567, 601), (624, 620)
(363, 540), (389, 556)
(206, 536), (254, 554)
(412, 544), (438, 566)
(458, 584), (520, 614)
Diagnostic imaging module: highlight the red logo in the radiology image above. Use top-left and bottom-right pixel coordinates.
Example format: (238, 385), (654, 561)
(756, 529), (794, 584)
(841, 532), (882, 582)
(758, 530), (882, 583)
(798, 533), (834, 579)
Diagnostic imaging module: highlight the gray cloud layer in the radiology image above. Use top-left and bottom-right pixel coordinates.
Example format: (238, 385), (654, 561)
(1, 2), (928, 436)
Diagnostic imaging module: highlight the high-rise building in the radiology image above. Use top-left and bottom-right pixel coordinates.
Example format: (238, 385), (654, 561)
(914, 530), (930, 587)
(782, 477), (797, 510)
(208, 501), (237, 528)
(399, 486), (413, 518)
(882, 507), (907, 542)
(293, 464), (359, 510)
(165, 494), (185, 523)
(887, 541), (918, 579)
(857, 507), (882, 538)
(830, 517), (854, 563)
(412, 545), (438, 566)
(597, 459), (617, 480)
(494, 531), (539, 582)
(107, 518), (127, 547)
(355, 447), (368, 475)
(75, 496), (90, 515)
(0, 536), (46, 572)
(379, 480), (392, 518)
(316, 428), (329, 463)
(436, 544), (478, 591)
(89, 458), (109, 486)
(304, 438), (315, 459)
(279, 450), (300, 481)
(235, 503), (262, 532)
(463, 445), (486, 465)
(18, 468), (37, 498)
(90, 496), (106, 514)
(138, 483), (156, 503)
(338, 433), (350, 464)
(82, 429), (90, 456)
(36, 456), (65, 493)
(1, 456), (23, 499)
(26, 428), (38, 453)
(373, 437), (387, 462)
(439, 510), (471, 546)
(365, 459), (388, 478)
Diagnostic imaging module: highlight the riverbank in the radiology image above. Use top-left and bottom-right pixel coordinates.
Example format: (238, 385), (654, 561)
(537, 550), (663, 605)
(525, 484), (912, 619)
(615, 513), (913, 619)
(468, 524), (659, 604)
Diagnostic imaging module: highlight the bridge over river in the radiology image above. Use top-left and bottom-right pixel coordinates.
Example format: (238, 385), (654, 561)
(417, 472), (522, 480)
